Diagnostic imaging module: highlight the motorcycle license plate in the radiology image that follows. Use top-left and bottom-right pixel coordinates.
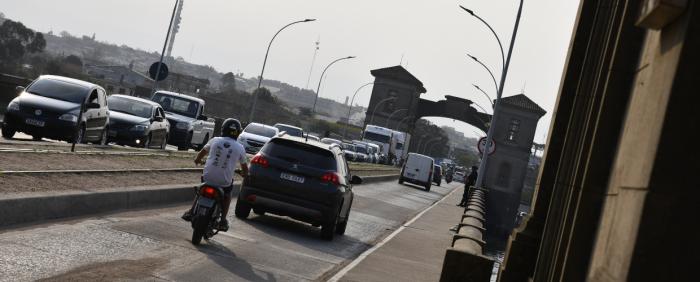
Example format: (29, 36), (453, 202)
(25, 118), (45, 127)
(197, 197), (215, 208)
(280, 172), (305, 184)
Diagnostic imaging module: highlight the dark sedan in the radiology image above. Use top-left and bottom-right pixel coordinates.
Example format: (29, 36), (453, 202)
(106, 95), (169, 149)
(236, 134), (362, 240)
(2, 75), (109, 144)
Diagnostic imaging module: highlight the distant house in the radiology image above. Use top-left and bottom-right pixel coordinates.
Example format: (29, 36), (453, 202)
(160, 72), (210, 97)
(84, 64), (153, 98)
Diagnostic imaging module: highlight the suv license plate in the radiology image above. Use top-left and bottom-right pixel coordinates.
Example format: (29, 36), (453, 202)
(280, 172), (305, 184)
(25, 118), (45, 127)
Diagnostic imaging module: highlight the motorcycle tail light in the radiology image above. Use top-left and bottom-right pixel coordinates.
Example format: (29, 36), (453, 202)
(321, 172), (340, 185)
(251, 154), (269, 168)
(201, 186), (217, 198)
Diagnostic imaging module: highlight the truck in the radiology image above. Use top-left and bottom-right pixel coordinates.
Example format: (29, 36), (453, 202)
(392, 130), (411, 165)
(151, 91), (215, 151)
(362, 124), (396, 164)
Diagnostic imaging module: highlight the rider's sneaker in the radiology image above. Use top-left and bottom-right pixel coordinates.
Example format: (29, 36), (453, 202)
(181, 211), (193, 222)
(218, 219), (229, 232)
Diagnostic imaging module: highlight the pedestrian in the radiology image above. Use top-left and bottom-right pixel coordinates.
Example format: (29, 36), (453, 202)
(457, 166), (478, 207)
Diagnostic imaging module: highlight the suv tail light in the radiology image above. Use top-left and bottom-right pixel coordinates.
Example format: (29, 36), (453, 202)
(251, 154), (269, 168)
(201, 186), (218, 199)
(321, 172), (340, 185)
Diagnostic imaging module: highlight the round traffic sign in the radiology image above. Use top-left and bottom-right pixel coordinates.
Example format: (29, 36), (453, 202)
(477, 137), (496, 155)
(149, 62), (169, 81)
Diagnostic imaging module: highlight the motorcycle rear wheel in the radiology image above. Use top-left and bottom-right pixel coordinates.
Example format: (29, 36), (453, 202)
(191, 215), (209, 245)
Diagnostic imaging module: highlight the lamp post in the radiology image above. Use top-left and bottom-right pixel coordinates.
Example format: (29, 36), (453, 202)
(151, 0), (180, 96)
(472, 102), (489, 114)
(368, 97), (397, 125)
(385, 108), (408, 128)
(467, 54), (500, 95)
(422, 137), (443, 154)
(248, 19), (316, 123)
(343, 82), (373, 139)
(473, 84), (495, 108)
(460, 0), (524, 188)
(312, 56), (355, 113)
(395, 115), (414, 130)
(460, 6), (505, 71)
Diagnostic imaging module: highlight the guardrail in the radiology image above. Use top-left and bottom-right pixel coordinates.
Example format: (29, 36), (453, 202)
(439, 186), (495, 282)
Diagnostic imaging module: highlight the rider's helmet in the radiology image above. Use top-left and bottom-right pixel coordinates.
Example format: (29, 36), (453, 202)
(221, 118), (242, 139)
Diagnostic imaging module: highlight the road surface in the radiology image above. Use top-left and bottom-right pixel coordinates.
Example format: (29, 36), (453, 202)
(0, 180), (459, 281)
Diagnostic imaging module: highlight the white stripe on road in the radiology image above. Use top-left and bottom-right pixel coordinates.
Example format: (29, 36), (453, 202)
(327, 186), (460, 282)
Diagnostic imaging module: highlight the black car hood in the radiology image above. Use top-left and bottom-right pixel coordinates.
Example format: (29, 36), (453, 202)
(109, 111), (150, 125)
(16, 93), (80, 112)
(164, 111), (195, 123)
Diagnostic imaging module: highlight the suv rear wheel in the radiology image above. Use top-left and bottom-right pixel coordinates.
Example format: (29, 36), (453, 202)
(234, 196), (251, 219)
(1, 124), (15, 139)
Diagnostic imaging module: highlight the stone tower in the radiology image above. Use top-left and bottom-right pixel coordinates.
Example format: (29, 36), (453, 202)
(483, 94), (546, 251)
(365, 66), (426, 132)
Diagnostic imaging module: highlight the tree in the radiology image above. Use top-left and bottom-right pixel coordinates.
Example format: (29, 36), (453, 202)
(0, 19), (46, 68)
(64, 55), (83, 67)
(253, 87), (275, 103)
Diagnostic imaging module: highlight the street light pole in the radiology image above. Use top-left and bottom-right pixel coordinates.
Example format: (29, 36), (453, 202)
(460, 5), (506, 71)
(473, 84), (495, 107)
(248, 19), (316, 123)
(343, 82), (373, 139)
(472, 102), (489, 114)
(312, 56), (355, 113)
(385, 108), (408, 128)
(422, 137), (442, 155)
(395, 115), (413, 130)
(368, 97), (397, 125)
(151, 0), (180, 95)
(463, 0), (525, 188)
(468, 54), (499, 95)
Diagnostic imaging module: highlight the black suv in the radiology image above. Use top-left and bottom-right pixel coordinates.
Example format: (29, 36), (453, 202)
(2, 75), (109, 144)
(236, 134), (362, 240)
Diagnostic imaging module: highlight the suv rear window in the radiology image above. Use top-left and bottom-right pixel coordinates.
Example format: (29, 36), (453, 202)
(263, 139), (337, 170)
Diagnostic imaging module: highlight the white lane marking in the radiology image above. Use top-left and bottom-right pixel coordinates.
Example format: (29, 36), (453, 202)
(327, 185), (460, 282)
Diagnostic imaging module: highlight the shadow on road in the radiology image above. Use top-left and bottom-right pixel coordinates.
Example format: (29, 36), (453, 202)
(196, 240), (276, 282)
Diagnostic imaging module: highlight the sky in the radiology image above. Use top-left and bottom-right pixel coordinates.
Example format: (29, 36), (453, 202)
(0, 0), (580, 144)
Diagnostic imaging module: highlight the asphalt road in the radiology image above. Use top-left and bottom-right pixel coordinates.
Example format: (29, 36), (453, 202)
(0, 180), (460, 281)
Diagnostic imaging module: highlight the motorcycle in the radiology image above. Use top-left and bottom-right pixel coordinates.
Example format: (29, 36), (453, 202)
(445, 171), (453, 184)
(190, 170), (244, 245)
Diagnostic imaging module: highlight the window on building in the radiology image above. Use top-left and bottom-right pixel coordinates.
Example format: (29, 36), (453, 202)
(507, 118), (521, 142)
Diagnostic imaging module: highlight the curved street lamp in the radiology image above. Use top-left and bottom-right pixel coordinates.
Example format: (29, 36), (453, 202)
(248, 19), (316, 123)
(422, 137), (443, 154)
(395, 115), (414, 130)
(460, 5), (505, 71)
(461, 0), (525, 188)
(473, 84), (495, 108)
(343, 82), (373, 139)
(384, 108), (408, 128)
(414, 134), (430, 153)
(312, 56), (356, 113)
(468, 54), (499, 95)
(472, 102), (489, 114)
(368, 97), (397, 125)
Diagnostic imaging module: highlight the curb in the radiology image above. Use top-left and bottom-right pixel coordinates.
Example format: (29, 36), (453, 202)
(0, 174), (399, 228)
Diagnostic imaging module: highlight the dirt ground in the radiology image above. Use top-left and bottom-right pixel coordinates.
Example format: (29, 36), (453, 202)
(0, 151), (196, 171)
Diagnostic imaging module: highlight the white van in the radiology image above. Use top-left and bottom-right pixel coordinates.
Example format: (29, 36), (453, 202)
(399, 153), (435, 191)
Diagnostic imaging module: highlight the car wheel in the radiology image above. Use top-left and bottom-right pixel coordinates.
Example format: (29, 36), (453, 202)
(1, 124), (15, 139)
(321, 208), (340, 241)
(398, 177), (404, 184)
(196, 134), (209, 151)
(234, 196), (251, 219)
(335, 200), (352, 235)
(99, 127), (108, 146)
(143, 134), (152, 149)
(425, 183), (431, 192)
(253, 208), (265, 216)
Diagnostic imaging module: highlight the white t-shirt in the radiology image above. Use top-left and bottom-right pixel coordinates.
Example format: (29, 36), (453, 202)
(202, 137), (247, 187)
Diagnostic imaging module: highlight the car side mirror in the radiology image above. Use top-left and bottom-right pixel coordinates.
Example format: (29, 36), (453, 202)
(198, 114), (208, 121)
(350, 175), (363, 185)
(86, 102), (100, 109)
(15, 86), (25, 94)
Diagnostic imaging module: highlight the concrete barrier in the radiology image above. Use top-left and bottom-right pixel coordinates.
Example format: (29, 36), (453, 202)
(439, 187), (495, 282)
(0, 174), (398, 228)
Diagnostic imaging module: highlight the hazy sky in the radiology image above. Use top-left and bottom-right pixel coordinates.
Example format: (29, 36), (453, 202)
(0, 0), (580, 144)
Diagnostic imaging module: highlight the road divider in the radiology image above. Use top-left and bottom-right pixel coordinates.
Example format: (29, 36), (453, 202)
(0, 173), (398, 229)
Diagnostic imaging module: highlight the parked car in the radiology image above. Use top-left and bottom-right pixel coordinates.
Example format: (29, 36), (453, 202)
(399, 153), (435, 191)
(340, 142), (358, 162)
(432, 164), (443, 186)
(238, 122), (279, 154)
(236, 134), (362, 240)
(321, 137), (342, 146)
(351, 141), (371, 163)
(274, 123), (303, 137)
(151, 91), (214, 151)
(2, 75), (109, 144)
(106, 94), (169, 149)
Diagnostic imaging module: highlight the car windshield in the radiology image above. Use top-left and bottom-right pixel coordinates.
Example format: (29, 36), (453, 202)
(245, 124), (277, 137)
(396, 142), (404, 150)
(275, 125), (303, 137)
(152, 93), (199, 118)
(364, 131), (391, 143)
(355, 145), (367, 154)
(263, 139), (337, 170)
(107, 96), (153, 118)
(342, 143), (356, 151)
(26, 78), (89, 104)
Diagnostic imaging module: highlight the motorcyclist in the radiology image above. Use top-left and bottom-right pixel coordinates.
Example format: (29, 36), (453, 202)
(182, 118), (249, 231)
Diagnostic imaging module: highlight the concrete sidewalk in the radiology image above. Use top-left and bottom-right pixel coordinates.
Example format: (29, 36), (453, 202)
(337, 183), (466, 282)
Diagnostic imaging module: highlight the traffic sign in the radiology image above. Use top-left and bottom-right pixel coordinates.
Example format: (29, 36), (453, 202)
(477, 137), (496, 155)
(149, 62), (169, 81)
